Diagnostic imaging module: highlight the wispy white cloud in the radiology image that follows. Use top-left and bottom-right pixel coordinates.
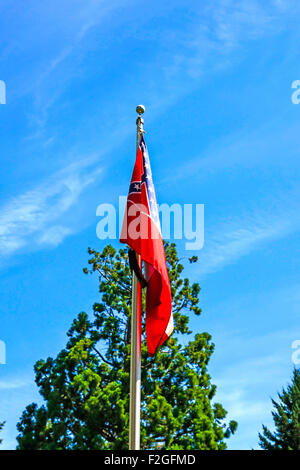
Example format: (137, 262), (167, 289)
(217, 388), (270, 421)
(26, 0), (300, 134)
(160, 0), (300, 83)
(4, 1), (127, 134)
(0, 156), (102, 258)
(197, 196), (300, 277)
(211, 329), (297, 449)
(0, 378), (32, 391)
(215, 389), (273, 449)
(162, 114), (300, 187)
(37, 225), (72, 247)
(29, 3), (124, 128)
(0, 373), (39, 450)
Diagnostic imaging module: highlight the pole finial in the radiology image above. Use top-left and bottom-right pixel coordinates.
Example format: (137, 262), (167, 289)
(136, 105), (145, 145)
(136, 104), (145, 115)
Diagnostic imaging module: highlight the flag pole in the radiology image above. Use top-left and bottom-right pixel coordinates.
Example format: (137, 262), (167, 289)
(129, 104), (145, 450)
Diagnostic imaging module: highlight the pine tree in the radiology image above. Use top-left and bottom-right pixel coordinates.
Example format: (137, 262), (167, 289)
(259, 368), (300, 450)
(0, 421), (4, 445)
(16, 243), (237, 450)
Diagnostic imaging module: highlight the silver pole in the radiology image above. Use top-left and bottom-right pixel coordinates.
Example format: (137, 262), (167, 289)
(129, 105), (145, 450)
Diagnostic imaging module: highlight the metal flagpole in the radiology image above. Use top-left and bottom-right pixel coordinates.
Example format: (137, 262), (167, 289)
(129, 104), (145, 450)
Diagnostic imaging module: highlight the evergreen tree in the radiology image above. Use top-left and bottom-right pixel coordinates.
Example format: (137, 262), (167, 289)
(259, 368), (300, 450)
(0, 421), (4, 445)
(16, 243), (237, 450)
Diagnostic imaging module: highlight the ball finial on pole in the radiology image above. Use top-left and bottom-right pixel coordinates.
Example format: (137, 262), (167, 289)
(136, 104), (145, 115)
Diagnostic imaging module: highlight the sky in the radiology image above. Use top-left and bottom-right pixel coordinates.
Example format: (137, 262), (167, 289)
(0, 0), (300, 450)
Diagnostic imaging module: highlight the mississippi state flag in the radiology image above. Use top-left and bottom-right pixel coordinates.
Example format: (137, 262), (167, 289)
(120, 136), (173, 356)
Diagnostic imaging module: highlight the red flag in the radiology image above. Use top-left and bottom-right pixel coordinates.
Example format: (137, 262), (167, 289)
(120, 136), (173, 356)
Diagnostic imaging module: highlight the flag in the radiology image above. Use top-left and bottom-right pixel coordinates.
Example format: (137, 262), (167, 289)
(120, 136), (173, 356)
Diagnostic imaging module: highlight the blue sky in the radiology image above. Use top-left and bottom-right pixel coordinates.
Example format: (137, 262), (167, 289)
(0, 0), (300, 450)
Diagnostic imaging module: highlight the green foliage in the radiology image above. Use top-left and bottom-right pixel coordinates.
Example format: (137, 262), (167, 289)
(16, 243), (237, 450)
(0, 421), (4, 445)
(259, 368), (300, 450)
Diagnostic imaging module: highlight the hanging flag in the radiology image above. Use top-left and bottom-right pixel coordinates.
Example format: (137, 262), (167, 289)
(120, 136), (173, 356)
